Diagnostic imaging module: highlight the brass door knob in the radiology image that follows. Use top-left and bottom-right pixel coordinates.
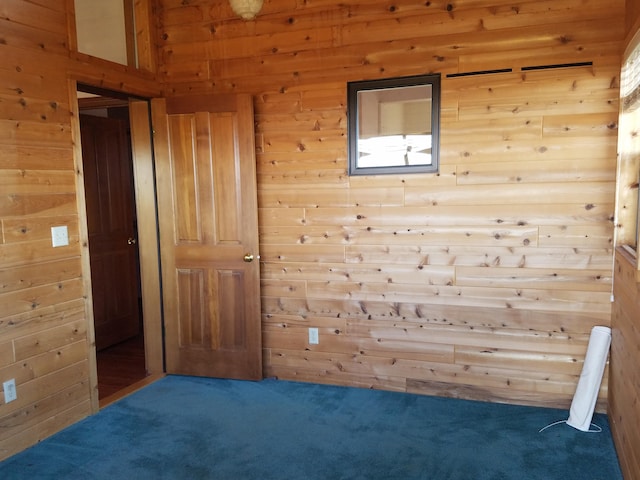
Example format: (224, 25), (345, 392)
(243, 253), (254, 262)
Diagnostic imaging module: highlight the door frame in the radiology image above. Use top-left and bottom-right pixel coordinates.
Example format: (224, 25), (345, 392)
(68, 80), (164, 412)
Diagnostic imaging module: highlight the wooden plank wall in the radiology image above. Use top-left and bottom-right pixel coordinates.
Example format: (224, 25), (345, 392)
(608, 4), (640, 478)
(0, 0), (631, 466)
(610, 249), (640, 480)
(160, 0), (624, 408)
(0, 0), (160, 461)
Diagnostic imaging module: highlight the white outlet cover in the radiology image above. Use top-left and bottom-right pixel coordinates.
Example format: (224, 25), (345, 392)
(51, 225), (69, 247)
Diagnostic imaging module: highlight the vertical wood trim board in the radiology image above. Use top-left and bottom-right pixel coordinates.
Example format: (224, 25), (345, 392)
(129, 99), (164, 375)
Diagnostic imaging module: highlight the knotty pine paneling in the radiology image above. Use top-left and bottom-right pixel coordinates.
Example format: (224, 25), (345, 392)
(159, 0), (624, 411)
(0, 0), (161, 462)
(0, 0), (632, 466)
(0, 29), (88, 456)
(609, 9), (640, 478)
(609, 248), (640, 480)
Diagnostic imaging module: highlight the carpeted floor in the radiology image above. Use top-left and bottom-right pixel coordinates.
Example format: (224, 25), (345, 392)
(0, 375), (623, 479)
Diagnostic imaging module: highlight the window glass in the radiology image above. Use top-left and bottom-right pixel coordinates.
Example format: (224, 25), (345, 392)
(618, 33), (640, 250)
(74, 0), (136, 67)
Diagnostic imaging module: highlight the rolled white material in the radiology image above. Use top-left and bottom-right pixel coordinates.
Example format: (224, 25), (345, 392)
(566, 326), (611, 432)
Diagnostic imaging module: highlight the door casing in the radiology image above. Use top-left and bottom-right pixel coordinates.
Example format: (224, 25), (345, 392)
(71, 84), (262, 410)
(70, 82), (164, 412)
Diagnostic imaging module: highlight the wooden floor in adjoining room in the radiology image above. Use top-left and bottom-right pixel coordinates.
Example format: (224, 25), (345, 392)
(96, 334), (147, 404)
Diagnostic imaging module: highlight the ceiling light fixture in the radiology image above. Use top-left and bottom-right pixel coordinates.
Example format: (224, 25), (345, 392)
(229, 0), (264, 20)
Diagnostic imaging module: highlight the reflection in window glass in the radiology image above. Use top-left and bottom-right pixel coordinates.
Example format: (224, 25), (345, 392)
(357, 134), (432, 167)
(619, 32), (640, 249)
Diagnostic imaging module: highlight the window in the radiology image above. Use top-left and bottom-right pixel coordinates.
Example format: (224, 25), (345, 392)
(348, 74), (441, 176)
(72, 0), (155, 72)
(74, 0), (135, 66)
(616, 29), (640, 254)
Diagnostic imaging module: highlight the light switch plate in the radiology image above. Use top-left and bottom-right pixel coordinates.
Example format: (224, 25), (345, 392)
(309, 327), (319, 345)
(3, 379), (17, 403)
(51, 225), (69, 247)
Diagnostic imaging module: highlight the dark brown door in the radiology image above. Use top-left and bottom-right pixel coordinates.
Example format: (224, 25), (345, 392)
(81, 114), (140, 350)
(151, 94), (262, 380)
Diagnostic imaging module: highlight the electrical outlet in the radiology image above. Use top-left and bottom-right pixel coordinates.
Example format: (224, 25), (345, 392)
(51, 225), (69, 247)
(308, 327), (319, 345)
(3, 379), (17, 403)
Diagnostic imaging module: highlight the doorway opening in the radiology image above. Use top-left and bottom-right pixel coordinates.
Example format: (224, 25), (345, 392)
(77, 84), (150, 404)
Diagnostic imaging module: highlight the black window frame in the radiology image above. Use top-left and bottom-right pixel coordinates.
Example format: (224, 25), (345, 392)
(347, 73), (441, 176)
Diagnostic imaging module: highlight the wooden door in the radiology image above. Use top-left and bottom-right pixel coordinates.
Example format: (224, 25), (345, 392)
(151, 94), (262, 380)
(81, 114), (140, 351)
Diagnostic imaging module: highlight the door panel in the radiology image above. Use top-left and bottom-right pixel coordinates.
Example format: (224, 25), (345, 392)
(152, 94), (262, 380)
(80, 114), (140, 350)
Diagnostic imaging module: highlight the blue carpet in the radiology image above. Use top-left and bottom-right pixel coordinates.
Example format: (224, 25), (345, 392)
(0, 375), (622, 479)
